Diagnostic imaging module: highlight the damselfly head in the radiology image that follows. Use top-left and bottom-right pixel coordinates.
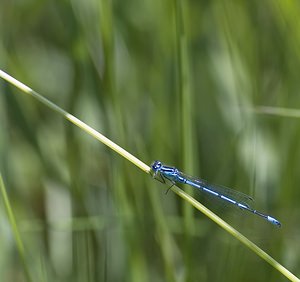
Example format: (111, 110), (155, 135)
(151, 160), (162, 172)
(150, 161), (165, 182)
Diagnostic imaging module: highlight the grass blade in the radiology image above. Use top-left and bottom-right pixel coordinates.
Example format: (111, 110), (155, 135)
(0, 174), (32, 282)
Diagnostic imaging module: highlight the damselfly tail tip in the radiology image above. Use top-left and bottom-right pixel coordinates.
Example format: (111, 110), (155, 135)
(267, 216), (282, 228)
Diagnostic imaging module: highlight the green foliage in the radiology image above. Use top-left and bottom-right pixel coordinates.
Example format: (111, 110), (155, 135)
(1, 0), (300, 281)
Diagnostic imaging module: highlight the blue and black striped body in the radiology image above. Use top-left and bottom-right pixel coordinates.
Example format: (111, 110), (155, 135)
(150, 160), (281, 227)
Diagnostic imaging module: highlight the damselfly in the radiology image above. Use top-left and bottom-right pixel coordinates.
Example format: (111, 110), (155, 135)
(150, 160), (281, 227)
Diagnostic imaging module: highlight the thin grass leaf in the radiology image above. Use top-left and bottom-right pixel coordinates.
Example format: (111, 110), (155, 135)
(255, 106), (300, 119)
(0, 174), (32, 282)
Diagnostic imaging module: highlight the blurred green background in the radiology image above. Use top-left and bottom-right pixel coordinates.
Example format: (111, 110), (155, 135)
(1, 0), (300, 281)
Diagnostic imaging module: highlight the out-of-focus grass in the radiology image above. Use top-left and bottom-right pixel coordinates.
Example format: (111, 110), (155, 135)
(1, 1), (300, 281)
(2, 69), (298, 282)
